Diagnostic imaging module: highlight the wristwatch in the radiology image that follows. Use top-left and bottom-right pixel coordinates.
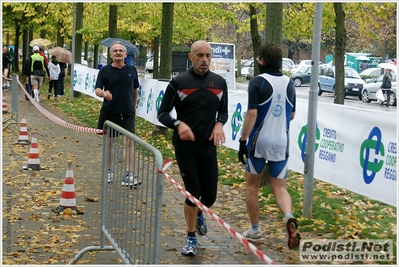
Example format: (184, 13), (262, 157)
(173, 120), (181, 129)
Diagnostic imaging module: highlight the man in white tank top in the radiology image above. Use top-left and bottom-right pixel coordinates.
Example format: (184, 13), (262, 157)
(238, 43), (300, 249)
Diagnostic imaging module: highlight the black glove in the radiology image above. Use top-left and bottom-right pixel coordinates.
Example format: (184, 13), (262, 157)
(238, 139), (248, 165)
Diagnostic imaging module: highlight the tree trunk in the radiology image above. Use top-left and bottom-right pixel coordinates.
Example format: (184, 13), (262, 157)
(57, 20), (64, 47)
(153, 36), (160, 79)
(153, 2), (174, 136)
(265, 3), (283, 46)
(249, 4), (261, 77)
(14, 25), (21, 72)
(73, 2), (84, 98)
(93, 45), (99, 70)
(260, 164), (271, 187)
(333, 3), (346, 105)
(22, 28), (29, 74)
(257, 3), (284, 187)
(159, 3), (173, 80)
(236, 30), (242, 77)
(107, 4), (118, 64)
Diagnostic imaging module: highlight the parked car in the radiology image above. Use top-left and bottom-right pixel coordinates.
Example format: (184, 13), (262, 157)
(241, 59), (254, 79)
(236, 59), (249, 77)
(361, 73), (397, 106)
(145, 57), (160, 73)
(283, 58), (295, 69)
(359, 67), (384, 83)
(291, 66), (312, 87)
(293, 59), (325, 72)
(245, 59), (294, 79)
(318, 66), (366, 99)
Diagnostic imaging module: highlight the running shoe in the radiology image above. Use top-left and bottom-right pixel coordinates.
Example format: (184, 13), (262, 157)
(196, 213), (207, 236)
(242, 228), (264, 244)
(121, 171), (141, 187)
(286, 218), (301, 249)
(107, 169), (114, 183)
(181, 236), (200, 256)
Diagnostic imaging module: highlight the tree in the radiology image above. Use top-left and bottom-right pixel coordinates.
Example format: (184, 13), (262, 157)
(333, 3), (346, 105)
(265, 3), (283, 45)
(153, 3), (174, 136)
(159, 3), (173, 81)
(106, 4), (118, 64)
(74, 3), (83, 64)
(249, 4), (261, 77)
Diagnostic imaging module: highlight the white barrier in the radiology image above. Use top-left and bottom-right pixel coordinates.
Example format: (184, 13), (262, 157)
(73, 64), (397, 207)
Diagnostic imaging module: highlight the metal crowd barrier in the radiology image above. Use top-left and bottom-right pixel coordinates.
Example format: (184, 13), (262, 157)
(69, 120), (164, 264)
(3, 74), (20, 130)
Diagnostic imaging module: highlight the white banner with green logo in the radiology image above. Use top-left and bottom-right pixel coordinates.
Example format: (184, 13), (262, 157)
(73, 64), (396, 206)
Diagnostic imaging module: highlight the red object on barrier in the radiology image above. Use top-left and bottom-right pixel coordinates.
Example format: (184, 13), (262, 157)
(15, 118), (31, 145)
(2, 92), (8, 114)
(55, 162), (79, 214)
(22, 133), (43, 170)
(158, 158), (276, 265)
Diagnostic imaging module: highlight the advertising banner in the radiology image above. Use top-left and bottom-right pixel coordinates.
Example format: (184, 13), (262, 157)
(73, 65), (397, 206)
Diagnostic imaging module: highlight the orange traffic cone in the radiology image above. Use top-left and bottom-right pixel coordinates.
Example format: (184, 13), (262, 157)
(22, 133), (44, 170)
(54, 162), (81, 214)
(2, 92), (8, 114)
(15, 118), (30, 145)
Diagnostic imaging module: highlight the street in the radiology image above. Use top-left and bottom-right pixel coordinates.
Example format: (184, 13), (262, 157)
(235, 81), (397, 112)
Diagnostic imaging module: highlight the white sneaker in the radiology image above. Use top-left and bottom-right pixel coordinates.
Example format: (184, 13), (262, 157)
(242, 228), (264, 243)
(121, 171), (141, 187)
(107, 170), (114, 183)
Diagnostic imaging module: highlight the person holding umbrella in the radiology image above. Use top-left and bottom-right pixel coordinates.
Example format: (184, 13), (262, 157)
(48, 47), (71, 97)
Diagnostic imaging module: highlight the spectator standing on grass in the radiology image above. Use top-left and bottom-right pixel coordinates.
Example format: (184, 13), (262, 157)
(9, 47), (16, 72)
(238, 43), (300, 249)
(95, 41), (141, 187)
(2, 45), (12, 91)
(157, 40), (228, 257)
(58, 61), (67, 96)
(47, 55), (61, 100)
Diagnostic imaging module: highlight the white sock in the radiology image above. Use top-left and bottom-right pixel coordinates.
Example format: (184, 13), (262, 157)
(284, 212), (294, 222)
(34, 89), (39, 103)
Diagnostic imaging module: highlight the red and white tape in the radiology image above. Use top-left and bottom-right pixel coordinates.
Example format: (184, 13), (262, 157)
(159, 158), (276, 265)
(17, 79), (105, 135)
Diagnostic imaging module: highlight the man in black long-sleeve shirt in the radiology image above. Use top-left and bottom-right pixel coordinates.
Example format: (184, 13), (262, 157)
(157, 40), (228, 257)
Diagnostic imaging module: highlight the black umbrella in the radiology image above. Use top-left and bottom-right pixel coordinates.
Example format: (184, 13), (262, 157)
(101, 38), (139, 56)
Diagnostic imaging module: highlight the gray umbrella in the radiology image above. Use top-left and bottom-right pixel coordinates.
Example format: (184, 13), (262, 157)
(101, 38), (139, 56)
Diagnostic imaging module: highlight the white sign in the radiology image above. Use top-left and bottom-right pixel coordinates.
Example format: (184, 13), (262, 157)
(209, 42), (235, 91)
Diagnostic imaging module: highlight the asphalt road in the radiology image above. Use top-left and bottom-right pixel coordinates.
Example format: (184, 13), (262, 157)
(235, 81), (397, 112)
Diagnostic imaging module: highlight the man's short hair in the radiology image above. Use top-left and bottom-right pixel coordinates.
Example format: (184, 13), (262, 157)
(258, 43), (282, 70)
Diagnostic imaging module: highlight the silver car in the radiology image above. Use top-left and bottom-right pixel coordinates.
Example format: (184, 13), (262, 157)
(361, 73), (397, 106)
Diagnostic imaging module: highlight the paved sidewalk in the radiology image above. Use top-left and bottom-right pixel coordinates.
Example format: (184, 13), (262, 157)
(2, 88), (300, 265)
